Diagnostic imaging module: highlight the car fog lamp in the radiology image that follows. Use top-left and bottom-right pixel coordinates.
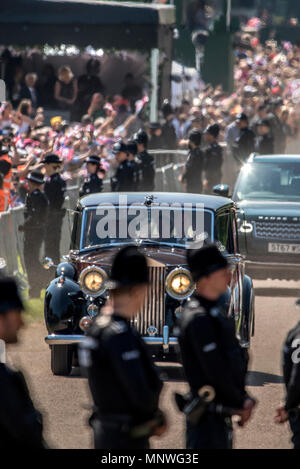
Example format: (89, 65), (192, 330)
(79, 315), (93, 331)
(79, 266), (107, 296)
(165, 268), (195, 300)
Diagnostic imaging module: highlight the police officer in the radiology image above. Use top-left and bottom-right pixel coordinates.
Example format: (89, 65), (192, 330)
(275, 299), (300, 448)
(148, 122), (164, 150)
(79, 246), (166, 449)
(110, 141), (135, 192)
(126, 140), (140, 190)
(255, 119), (274, 155)
(133, 129), (155, 191)
(232, 113), (255, 167)
(177, 244), (255, 449)
(0, 277), (47, 448)
(42, 153), (66, 265)
(18, 171), (49, 298)
(181, 129), (204, 194)
(203, 124), (223, 194)
(79, 155), (103, 197)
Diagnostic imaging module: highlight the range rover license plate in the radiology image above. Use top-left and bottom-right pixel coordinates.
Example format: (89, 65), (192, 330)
(268, 243), (300, 254)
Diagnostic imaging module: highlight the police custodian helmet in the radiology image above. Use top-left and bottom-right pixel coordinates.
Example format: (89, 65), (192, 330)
(106, 246), (149, 289)
(0, 277), (24, 314)
(133, 129), (148, 146)
(187, 244), (229, 282)
(188, 129), (202, 146)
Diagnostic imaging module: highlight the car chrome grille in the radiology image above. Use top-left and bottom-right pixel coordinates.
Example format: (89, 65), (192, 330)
(132, 266), (165, 335)
(254, 222), (300, 241)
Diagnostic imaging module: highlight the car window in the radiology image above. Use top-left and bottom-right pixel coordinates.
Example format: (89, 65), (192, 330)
(80, 205), (214, 249)
(234, 161), (300, 202)
(215, 213), (230, 252)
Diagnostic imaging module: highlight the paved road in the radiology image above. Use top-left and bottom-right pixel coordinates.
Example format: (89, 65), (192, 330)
(4, 280), (300, 449)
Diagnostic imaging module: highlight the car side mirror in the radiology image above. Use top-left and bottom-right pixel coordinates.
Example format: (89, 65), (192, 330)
(43, 257), (56, 270)
(213, 184), (230, 198)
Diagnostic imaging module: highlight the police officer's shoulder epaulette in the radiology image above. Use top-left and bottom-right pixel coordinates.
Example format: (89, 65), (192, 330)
(95, 314), (112, 329)
(110, 320), (128, 335)
(184, 298), (207, 317)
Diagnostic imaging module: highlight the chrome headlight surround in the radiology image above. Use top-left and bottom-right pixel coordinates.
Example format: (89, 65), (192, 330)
(79, 266), (108, 297)
(165, 267), (195, 300)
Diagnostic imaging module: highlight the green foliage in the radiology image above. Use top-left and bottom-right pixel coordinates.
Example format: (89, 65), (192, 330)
(24, 293), (45, 323)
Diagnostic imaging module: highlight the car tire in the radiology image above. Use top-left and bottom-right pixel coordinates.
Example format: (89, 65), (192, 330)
(51, 345), (73, 376)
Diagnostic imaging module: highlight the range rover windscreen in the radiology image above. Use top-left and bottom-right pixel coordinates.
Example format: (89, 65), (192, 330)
(234, 162), (300, 202)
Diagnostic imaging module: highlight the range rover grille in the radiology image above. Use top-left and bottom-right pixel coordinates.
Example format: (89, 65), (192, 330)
(254, 222), (300, 241)
(132, 266), (165, 335)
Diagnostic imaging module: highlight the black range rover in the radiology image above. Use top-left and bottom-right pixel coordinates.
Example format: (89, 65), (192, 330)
(231, 155), (300, 280)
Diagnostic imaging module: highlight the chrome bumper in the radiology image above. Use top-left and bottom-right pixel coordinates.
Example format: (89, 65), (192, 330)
(45, 326), (178, 348)
(246, 260), (300, 270)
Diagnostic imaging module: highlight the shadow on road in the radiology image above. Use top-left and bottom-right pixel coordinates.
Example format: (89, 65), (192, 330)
(247, 370), (283, 386)
(255, 287), (300, 298)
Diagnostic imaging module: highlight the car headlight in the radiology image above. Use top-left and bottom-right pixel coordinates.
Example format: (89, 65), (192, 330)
(165, 268), (195, 300)
(79, 266), (107, 296)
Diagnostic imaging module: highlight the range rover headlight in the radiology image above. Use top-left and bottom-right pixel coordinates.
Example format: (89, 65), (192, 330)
(165, 268), (195, 300)
(79, 266), (107, 296)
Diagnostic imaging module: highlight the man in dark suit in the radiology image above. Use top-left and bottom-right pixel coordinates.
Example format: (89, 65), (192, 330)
(19, 73), (40, 110)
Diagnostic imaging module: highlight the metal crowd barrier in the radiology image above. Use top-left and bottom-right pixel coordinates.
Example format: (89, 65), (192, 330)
(0, 205), (25, 277)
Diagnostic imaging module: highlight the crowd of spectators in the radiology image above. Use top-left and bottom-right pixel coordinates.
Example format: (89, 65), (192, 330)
(0, 32), (300, 212)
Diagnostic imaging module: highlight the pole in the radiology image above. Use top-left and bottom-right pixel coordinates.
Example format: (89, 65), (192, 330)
(0, 339), (6, 363)
(226, 0), (232, 31)
(150, 48), (159, 122)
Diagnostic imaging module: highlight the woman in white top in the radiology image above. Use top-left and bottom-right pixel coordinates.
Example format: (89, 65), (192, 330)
(0, 101), (21, 131)
(15, 99), (35, 135)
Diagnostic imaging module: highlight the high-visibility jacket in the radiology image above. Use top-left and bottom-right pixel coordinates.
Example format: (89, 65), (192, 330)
(0, 189), (9, 212)
(0, 154), (12, 193)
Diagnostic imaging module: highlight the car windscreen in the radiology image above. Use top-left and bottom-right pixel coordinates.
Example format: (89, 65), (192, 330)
(234, 162), (300, 202)
(80, 205), (213, 250)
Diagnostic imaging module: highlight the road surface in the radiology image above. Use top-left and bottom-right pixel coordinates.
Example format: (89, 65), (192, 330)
(5, 279), (300, 449)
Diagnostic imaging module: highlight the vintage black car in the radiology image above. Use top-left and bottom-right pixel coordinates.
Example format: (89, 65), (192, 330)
(217, 155), (300, 280)
(44, 192), (255, 376)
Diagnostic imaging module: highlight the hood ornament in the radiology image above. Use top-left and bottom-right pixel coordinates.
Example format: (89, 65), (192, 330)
(147, 325), (158, 337)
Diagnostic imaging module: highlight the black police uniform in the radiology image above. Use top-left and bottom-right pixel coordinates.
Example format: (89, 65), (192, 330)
(80, 313), (163, 449)
(79, 155), (103, 197)
(133, 130), (155, 191)
(44, 171), (66, 265)
(21, 176), (49, 297)
(232, 127), (255, 165)
(182, 147), (204, 193)
(282, 320), (300, 449)
(0, 277), (46, 449)
(126, 141), (141, 191)
(111, 159), (136, 192)
(161, 119), (177, 150)
(79, 246), (164, 449)
(80, 173), (103, 197)
(178, 294), (249, 449)
(204, 142), (223, 194)
(268, 111), (286, 154)
(255, 133), (274, 155)
(0, 364), (46, 449)
(137, 150), (155, 192)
